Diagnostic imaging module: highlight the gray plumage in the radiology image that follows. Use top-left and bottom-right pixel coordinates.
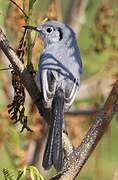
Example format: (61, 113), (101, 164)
(24, 21), (83, 171)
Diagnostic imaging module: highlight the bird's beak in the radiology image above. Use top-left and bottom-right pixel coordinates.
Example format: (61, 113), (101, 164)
(23, 25), (41, 32)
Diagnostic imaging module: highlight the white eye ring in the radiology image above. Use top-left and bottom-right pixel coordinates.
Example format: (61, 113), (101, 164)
(46, 27), (53, 33)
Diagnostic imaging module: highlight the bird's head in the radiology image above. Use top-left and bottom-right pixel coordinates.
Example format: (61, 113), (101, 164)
(24, 21), (75, 46)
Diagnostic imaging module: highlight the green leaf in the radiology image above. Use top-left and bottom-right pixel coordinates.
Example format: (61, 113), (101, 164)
(29, 166), (44, 180)
(22, 165), (44, 180)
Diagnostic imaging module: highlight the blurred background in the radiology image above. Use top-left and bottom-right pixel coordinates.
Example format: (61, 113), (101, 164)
(0, 0), (118, 179)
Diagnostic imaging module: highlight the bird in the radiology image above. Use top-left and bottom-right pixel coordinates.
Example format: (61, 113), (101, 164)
(24, 21), (83, 171)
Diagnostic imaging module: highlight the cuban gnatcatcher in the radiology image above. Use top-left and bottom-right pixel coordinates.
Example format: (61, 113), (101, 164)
(24, 21), (83, 171)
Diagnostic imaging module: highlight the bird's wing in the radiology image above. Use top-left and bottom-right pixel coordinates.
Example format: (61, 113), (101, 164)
(36, 55), (58, 108)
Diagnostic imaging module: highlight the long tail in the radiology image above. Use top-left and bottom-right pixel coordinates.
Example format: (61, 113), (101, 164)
(42, 89), (64, 171)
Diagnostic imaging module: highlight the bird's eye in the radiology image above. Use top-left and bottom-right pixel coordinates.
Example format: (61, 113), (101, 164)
(46, 27), (53, 33)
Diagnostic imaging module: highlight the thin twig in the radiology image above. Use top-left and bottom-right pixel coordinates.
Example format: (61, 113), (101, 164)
(16, 171), (24, 180)
(0, 67), (12, 71)
(9, 0), (28, 19)
(65, 109), (99, 116)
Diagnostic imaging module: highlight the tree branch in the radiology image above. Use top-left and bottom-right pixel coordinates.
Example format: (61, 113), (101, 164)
(52, 80), (118, 180)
